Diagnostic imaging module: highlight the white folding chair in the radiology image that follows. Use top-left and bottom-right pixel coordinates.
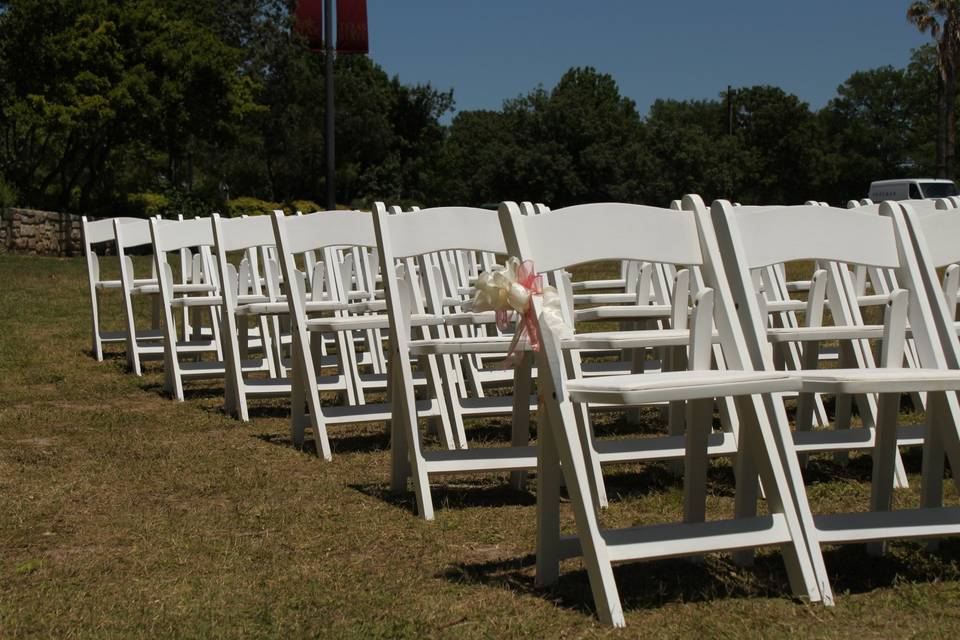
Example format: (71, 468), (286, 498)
(81, 216), (156, 361)
(711, 199), (960, 607)
(149, 216), (261, 400)
(373, 204), (552, 520)
(270, 209), (452, 460)
(114, 218), (221, 375)
(211, 213), (298, 420)
(495, 197), (821, 627)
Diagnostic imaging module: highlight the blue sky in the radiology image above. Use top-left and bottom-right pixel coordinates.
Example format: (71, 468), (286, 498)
(366, 1), (930, 118)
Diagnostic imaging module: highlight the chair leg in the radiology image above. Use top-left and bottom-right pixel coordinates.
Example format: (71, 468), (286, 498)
(510, 351), (532, 490)
(90, 291), (104, 361)
(421, 353), (456, 450)
(300, 331), (332, 461)
(290, 338), (308, 449)
(535, 400), (562, 587)
(223, 315), (249, 422)
(732, 403), (761, 567)
(749, 395), (829, 605)
(390, 361), (411, 492)
(867, 392), (902, 557)
(683, 398), (712, 525)
(439, 353), (469, 449)
(537, 362), (624, 627)
(921, 391), (947, 510)
(565, 350), (608, 508)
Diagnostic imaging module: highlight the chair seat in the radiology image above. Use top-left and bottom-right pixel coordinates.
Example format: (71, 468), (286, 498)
(306, 313), (443, 332)
(170, 294), (268, 309)
(567, 369), (800, 404)
(406, 328), (711, 356)
(574, 304), (673, 322)
(766, 325), (885, 343)
(764, 299), (807, 313)
(442, 310), (497, 325)
(132, 282), (216, 295)
(564, 329), (713, 350)
(344, 299), (387, 313)
(235, 299), (348, 316)
(572, 292), (635, 305)
(408, 336), (519, 355)
(798, 368), (960, 394)
(570, 277), (626, 291)
(96, 277), (156, 290)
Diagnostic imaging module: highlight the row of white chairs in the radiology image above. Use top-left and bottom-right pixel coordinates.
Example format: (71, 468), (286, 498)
(81, 196), (960, 627)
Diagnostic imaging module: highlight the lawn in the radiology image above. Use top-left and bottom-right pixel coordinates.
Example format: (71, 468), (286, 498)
(2, 252), (960, 638)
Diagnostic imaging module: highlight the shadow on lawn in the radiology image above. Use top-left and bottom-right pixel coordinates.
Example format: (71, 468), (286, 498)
(440, 538), (960, 616)
(254, 429), (391, 456)
(349, 481), (537, 513)
(137, 380), (228, 402)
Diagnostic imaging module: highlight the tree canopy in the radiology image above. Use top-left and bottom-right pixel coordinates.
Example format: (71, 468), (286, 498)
(0, 1), (953, 215)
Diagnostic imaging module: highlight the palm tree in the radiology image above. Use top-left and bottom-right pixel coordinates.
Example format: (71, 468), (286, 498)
(908, 0), (960, 178)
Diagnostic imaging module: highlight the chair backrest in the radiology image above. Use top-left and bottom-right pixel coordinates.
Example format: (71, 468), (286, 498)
(279, 210), (375, 254)
(905, 204), (960, 270)
(211, 215), (275, 253)
(372, 202), (505, 337)
(722, 204), (900, 270)
(82, 216), (143, 247)
(500, 202), (703, 273)
(82, 216), (153, 287)
(150, 217), (214, 254)
(709, 199), (946, 373)
(500, 197), (758, 374)
(271, 209), (375, 303)
(901, 200), (960, 365)
(374, 204), (505, 260)
(849, 198), (949, 216)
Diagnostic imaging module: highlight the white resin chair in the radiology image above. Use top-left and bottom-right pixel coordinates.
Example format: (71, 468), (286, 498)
(211, 213), (296, 420)
(81, 216), (157, 361)
(373, 204), (551, 520)
(711, 199), (960, 607)
(149, 216), (268, 400)
(496, 197), (821, 627)
(270, 209), (452, 460)
(114, 218), (220, 375)
(899, 200), (960, 506)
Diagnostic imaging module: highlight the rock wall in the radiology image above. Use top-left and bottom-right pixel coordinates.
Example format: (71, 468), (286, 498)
(0, 208), (83, 256)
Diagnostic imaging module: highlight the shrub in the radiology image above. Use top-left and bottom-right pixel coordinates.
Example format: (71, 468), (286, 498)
(225, 197), (282, 218)
(127, 192), (170, 218)
(286, 199), (323, 214)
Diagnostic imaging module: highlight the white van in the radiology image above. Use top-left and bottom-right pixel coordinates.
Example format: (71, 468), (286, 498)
(868, 178), (959, 201)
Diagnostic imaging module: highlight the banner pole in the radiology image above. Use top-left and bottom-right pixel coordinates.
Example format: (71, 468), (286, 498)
(324, 0), (336, 210)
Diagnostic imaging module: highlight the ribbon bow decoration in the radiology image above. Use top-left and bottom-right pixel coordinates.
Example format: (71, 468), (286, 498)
(472, 257), (570, 364)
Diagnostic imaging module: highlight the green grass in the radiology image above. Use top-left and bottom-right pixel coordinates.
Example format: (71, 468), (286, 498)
(2, 253), (960, 638)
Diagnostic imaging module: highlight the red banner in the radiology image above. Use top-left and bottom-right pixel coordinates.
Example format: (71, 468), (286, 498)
(336, 0), (368, 54)
(294, 0), (324, 52)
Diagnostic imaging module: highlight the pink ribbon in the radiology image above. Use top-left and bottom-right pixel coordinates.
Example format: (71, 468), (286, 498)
(497, 260), (543, 365)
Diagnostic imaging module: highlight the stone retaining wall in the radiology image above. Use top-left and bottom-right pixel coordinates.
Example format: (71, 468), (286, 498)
(0, 208), (83, 256)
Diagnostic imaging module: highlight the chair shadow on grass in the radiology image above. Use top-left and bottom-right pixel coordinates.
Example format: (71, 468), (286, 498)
(349, 480), (538, 514)
(86, 348), (126, 362)
(348, 464), (729, 517)
(439, 534), (960, 617)
(253, 429), (391, 456)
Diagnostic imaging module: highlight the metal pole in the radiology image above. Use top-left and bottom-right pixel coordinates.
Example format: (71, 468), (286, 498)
(726, 85), (733, 135)
(324, 0), (336, 210)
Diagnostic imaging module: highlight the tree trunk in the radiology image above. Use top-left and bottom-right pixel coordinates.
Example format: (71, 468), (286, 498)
(947, 68), (956, 179)
(937, 75), (948, 178)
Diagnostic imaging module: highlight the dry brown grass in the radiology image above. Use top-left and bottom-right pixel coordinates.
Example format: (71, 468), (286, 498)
(2, 253), (960, 638)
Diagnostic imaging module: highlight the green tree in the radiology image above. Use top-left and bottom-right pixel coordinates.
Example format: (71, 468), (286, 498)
(819, 66), (913, 200)
(0, 0), (258, 215)
(907, 0), (960, 178)
(436, 67), (644, 207)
